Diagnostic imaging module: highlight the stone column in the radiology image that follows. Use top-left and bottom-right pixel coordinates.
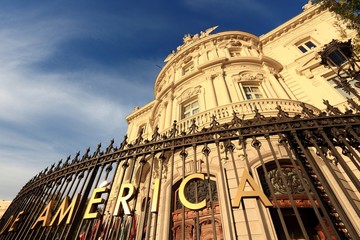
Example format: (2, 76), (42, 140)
(213, 70), (231, 105)
(206, 75), (218, 108)
(160, 102), (167, 131)
(165, 94), (174, 129)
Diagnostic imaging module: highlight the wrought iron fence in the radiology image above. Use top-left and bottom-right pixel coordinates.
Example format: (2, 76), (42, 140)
(0, 102), (360, 240)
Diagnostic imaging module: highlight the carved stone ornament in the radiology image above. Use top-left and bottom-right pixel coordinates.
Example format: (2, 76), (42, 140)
(183, 55), (192, 64)
(177, 85), (202, 102)
(229, 40), (242, 47)
(235, 72), (265, 82)
(164, 26), (218, 63)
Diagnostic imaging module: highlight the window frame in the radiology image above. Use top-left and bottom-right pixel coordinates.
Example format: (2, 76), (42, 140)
(239, 83), (264, 100)
(295, 38), (317, 53)
(181, 98), (199, 119)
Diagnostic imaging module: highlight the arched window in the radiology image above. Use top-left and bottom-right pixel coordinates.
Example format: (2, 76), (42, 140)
(258, 161), (335, 240)
(171, 176), (223, 240)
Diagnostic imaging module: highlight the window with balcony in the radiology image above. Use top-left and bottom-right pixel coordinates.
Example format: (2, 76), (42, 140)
(182, 100), (199, 119)
(242, 85), (264, 100)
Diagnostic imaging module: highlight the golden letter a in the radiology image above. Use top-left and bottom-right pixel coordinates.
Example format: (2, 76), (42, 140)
(50, 194), (80, 226)
(31, 200), (55, 229)
(232, 171), (272, 207)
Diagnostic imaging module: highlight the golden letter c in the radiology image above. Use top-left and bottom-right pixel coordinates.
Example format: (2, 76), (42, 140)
(179, 173), (206, 210)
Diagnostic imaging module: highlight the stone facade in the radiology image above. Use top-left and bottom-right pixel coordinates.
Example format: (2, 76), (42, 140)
(1, 2), (360, 240)
(104, 3), (360, 240)
(0, 201), (11, 219)
(102, 3), (360, 240)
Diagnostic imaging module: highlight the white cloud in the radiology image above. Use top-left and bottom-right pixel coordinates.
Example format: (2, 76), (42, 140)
(0, 8), (144, 200)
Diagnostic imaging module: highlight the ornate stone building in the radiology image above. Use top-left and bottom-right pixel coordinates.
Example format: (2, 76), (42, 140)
(1, 2), (359, 240)
(0, 201), (11, 220)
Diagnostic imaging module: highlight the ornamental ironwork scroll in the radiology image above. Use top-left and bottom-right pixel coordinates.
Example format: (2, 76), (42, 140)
(0, 102), (360, 240)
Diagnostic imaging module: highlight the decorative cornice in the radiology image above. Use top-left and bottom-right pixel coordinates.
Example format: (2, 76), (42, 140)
(260, 4), (324, 45)
(126, 101), (155, 123)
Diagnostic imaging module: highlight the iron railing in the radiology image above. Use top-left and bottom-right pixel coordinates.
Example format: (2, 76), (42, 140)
(0, 101), (360, 240)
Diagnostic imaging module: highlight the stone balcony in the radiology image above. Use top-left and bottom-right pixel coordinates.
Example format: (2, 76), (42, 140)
(164, 99), (320, 134)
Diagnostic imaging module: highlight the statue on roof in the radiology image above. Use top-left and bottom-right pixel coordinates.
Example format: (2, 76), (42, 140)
(302, 0), (313, 11)
(202, 26), (219, 37)
(165, 26), (219, 62)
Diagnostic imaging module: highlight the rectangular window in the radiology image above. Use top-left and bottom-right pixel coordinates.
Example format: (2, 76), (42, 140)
(328, 78), (355, 98)
(243, 86), (263, 99)
(328, 49), (347, 66)
(297, 40), (316, 53)
(182, 100), (199, 119)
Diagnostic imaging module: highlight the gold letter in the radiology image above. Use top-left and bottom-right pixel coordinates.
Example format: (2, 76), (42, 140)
(31, 200), (55, 229)
(232, 171), (272, 207)
(179, 174), (206, 210)
(9, 211), (25, 232)
(0, 215), (14, 235)
(151, 178), (160, 213)
(83, 187), (108, 219)
(49, 194), (80, 226)
(113, 183), (135, 216)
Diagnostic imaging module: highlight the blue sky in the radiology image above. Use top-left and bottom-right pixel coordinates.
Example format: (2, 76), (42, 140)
(0, 0), (308, 200)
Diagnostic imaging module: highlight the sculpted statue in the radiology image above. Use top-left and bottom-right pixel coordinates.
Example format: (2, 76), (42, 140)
(165, 26), (219, 62)
(183, 34), (192, 44)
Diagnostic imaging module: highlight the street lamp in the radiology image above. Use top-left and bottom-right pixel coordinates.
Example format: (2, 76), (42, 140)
(320, 39), (360, 98)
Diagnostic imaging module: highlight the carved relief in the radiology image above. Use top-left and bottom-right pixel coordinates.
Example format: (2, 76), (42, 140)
(177, 86), (202, 102)
(231, 74), (241, 82)
(229, 40), (242, 47)
(183, 56), (192, 64)
(232, 72), (265, 82)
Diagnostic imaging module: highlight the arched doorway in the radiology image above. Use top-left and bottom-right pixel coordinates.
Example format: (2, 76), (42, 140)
(258, 161), (336, 240)
(170, 175), (223, 240)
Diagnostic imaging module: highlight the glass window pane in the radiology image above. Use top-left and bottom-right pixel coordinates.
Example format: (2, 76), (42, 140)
(252, 87), (260, 93)
(328, 50), (347, 66)
(298, 45), (307, 53)
(182, 100), (199, 119)
(305, 41), (316, 49)
(242, 85), (263, 99)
